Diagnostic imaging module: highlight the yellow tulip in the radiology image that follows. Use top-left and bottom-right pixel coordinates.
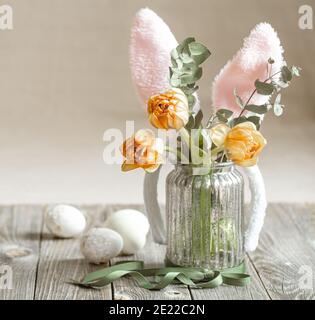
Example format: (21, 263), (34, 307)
(209, 123), (230, 147)
(210, 122), (267, 167)
(120, 129), (163, 172)
(225, 122), (267, 166)
(147, 88), (189, 130)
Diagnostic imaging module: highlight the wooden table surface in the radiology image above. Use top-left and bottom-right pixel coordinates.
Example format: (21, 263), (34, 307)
(0, 203), (314, 300)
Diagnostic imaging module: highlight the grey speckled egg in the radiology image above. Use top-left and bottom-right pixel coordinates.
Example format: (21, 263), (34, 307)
(80, 227), (123, 264)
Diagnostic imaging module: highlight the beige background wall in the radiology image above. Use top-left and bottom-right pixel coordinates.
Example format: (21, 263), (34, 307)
(0, 0), (314, 204)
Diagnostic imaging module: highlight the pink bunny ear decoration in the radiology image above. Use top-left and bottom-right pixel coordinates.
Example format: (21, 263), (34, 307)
(212, 22), (284, 252)
(130, 8), (178, 243)
(212, 23), (284, 114)
(130, 8), (178, 106)
(130, 8), (201, 113)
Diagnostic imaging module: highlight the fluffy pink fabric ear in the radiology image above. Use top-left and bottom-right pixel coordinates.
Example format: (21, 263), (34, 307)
(130, 8), (178, 106)
(130, 8), (179, 244)
(212, 23), (284, 114)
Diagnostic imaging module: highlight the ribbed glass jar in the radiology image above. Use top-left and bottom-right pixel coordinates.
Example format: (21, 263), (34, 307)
(165, 162), (244, 270)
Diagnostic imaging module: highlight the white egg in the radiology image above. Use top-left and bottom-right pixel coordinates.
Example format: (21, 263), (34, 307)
(80, 227), (123, 264)
(45, 204), (86, 238)
(103, 209), (150, 254)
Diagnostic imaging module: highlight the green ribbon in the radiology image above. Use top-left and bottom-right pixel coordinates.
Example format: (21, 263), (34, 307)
(72, 260), (250, 290)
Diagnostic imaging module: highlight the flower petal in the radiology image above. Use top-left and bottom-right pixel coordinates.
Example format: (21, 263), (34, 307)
(121, 162), (139, 172)
(210, 123), (231, 147)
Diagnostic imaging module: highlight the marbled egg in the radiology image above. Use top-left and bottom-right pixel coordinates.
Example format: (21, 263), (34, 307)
(80, 227), (123, 264)
(103, 209), (150, 254)
(45, 204), (86, 238)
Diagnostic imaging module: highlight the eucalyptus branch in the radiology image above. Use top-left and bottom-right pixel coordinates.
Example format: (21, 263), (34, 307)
(237, 70), (282, 119)
(206, 114), (217, 128)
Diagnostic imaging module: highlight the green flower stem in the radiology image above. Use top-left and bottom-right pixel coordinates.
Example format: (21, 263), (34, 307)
(179, 127), (190, 146)
(211, 146), (224, 158)
(179, 127), (211, 166)
(208, 169), (213, 256)
(164, 146), (189, 163)
(200, 178), (207, 261)
(191, 175), (197, 262)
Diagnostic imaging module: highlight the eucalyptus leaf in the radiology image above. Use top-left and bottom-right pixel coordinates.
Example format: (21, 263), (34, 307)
(273, 104), (284, 116)
(171, 67), (182, 75)
(291, 66), (301, 77)
(191, 67), (203, 79)
(181, 85), (199, 95)
(254, 80), (275, 95)
(171, 48), (179, 60)
(188, 42), (211, 64)
(274, 93), (281, 106)
(192, 52), (211, 65)
(187, 94), (196, 108)
(180, 68), (202, 85)
(194, 109), (203, 128)
(234, 89), (244, 108)
(244, 104), (268, 114)
(169, 67), (173, 78)
(185, 114), (195, 129)
(216, 109), (233, 123)
(171, 57), (177, 68)
(188, 42), (209, 55)
(182, 61), (196, 68)
(281, 66), (292, 83)
(170, 75), (181, 87)
(246, 116), (261, 129)
(179, 65), (199, 76)
(179, 75), (195, 85)
(232, 116), (248, 126)
(180, 52), (194, 64)
(176, 37), (195, 54)
(176, 59), (183, 69)
(272, 93), (283, 117)
(276, 80), (289, 89)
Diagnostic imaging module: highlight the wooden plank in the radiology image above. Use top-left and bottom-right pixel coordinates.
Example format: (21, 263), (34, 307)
(285, 203), (315, 251)
(190, 255), (271, 300)
(108, 205), (192, 300)
(2, 203), (313, 300)
(248, 203), (315, 300)
(34, 205), (112, 300)
(0, 205), (42, 300)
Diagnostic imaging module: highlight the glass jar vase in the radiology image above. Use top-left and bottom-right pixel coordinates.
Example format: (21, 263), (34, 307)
(165, 162), (244, 270)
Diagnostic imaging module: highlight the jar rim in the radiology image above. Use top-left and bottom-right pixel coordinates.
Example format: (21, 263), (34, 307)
(175, 161), (234, 169)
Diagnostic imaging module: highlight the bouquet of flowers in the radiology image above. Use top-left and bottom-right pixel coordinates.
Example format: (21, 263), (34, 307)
(122, 38), (299, 173)
(123, 9), (300, 255)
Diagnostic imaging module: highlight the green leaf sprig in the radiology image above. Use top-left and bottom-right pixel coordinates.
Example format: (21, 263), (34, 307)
(230, 59), (301, 129)
(169, 37), (211, 129)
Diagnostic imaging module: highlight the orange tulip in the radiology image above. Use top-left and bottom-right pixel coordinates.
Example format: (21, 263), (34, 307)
(120, 129), (163, 172)
(147, 88), (189, 130)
